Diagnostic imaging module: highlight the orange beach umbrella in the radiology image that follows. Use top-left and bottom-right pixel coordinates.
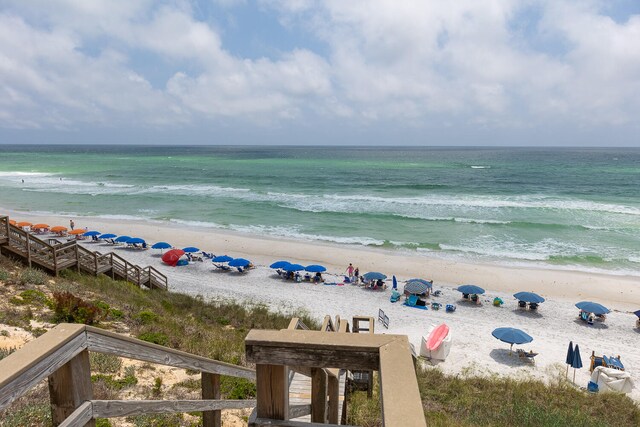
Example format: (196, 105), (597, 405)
(69, 229), (85, 235)
(51, 226), (68, 232)
(32, 223), (50, 229)
(17, 221), (32, 227)
(9, 220), (16, 225)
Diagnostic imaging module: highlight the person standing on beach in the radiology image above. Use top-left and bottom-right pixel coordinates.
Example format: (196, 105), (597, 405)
(69, 219), (75, 230)
(354, 267), (360, 284)
(346, 263), (354, 282)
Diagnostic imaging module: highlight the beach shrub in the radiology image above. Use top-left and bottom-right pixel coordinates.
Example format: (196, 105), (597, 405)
(109, 308), (124, 319)
(19, 268), (47, 286)
(138, 331), (168, 346)
(12, 289), (52, 307)
(136, 310), (159, 324)
(90, 352), (122, 374)
(0, 347), (16, 361)
(95, 419), (112, 427)
(0, 269), (10, 281)
(91, 366), (137, 390)
(220, 376), (256, 400)
(52, 291), (102, 325)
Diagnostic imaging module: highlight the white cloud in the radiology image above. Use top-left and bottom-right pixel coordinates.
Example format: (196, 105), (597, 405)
(0, 0), (638, 141)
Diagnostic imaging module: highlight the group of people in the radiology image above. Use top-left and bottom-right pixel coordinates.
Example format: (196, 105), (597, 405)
(345, 263), (361, 284)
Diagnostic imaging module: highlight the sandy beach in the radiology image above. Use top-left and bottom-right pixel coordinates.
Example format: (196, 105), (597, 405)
(4, 209), (640, 400)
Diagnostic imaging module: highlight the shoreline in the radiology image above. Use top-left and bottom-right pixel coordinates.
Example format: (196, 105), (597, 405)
(3, 207), (639, 310)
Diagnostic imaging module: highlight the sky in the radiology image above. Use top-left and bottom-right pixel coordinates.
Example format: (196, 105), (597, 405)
(0, 0), (639, 146)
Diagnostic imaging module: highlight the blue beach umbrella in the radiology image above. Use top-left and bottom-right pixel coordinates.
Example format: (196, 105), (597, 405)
(229, 258), (251, 267)
(362, 272), (386, 281)
(514, 291), (545, 304)
(571, 344), (583, 383)
(392, 275), (397, 290)
(270, 260), (290, 269)
(575, 301), (610, 315)
(99, 233), (117, 239)
(408, 278), (433, 288)
(492, 327), (533, 352)
(83, 230), (101, 237)
(284, 263), (305, 272)
(126, 237), (145, 245)
(634, 310), (640, 318)
(152, 242), (172, 250)
(115, 235), (132, 243)
(182, 246), (200, 253)
(565, 341), (574, 377)
(305, 264), (326, 273)
(212, 255), (233, 263)
(457, 284), (485, 295)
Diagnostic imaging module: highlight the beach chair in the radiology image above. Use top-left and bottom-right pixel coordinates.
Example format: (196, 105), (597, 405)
(518, 300), (527, 309)
(405, 295), (419, 307)
(471, 294), (480, 304)
(446, 304), (456, 313)
(378, 309), (389, 329)
(433, 290), (442, 297)
(580, 310), (594, 325)
(587, 381), (599, 393)
(516, 349), (538, 365)
(529, 302), (539, 310)
(431, 302), (442, 310)
(390, 290), (401, 302)
(201, 251), (214, 259)
(215, 264), (231, 271)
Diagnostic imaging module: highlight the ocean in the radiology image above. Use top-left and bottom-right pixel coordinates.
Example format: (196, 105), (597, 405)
(0, 145), (639, 276)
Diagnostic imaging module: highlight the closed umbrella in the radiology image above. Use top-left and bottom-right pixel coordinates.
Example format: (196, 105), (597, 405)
(362, 272), (386, 281)
(270, 260), (290, 269)
(392, 275), (397, 290)
(229, 258), (251, 267)
(571, 344), (583, 383)
(305, 265), (326, 273)
(565, 341), (574, 378)
(162, 249), (185, 267)
(575, 301), (610, 315)
(492, 327), (533, 353)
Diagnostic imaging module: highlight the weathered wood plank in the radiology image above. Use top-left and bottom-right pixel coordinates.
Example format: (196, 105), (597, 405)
(91, 399), (256, 418)
(85, 327), (255, 380)
(57, 401), (93, 427)
(247, 345), (379, 371)
(252, 418), (355, 427)
(202, 372), (221, 427)
(289, 404), (311, 419)
(256, 364), (288, 420)
(327, 374), (340, 424)
(0, 324), (87, 411)
(246, 329), (396, 351)
(310, 368), (327, 423)
(48, 350), (94, 427)
(378, 339), (426, 427)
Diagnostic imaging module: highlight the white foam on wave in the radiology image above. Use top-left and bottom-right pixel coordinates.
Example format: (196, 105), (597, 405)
(229, 223), (386, 246)
(470, 166), (490, 169)
(0, 171), (54, 178)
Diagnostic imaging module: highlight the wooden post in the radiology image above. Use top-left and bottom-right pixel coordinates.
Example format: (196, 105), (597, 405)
(311, 368), (327, 423)
(48, 349), (95, 427)
(75, 244), (80, 273)
(327, 373), (340, 424)
(26, 234), (31, 268)
(256, 364), (288, 421)
(202, 372), (221, 427)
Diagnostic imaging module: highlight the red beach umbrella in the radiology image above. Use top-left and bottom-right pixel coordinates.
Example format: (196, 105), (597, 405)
(162, 249), (185, 267)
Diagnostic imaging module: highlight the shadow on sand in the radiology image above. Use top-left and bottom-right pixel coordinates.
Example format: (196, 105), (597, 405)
(489, 348), (531, 367)
(512, 309), (544, 319)
(573, 318), (609, 329)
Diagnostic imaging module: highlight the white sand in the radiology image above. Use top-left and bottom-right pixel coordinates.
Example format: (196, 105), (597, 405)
(5, 210), (640, 399)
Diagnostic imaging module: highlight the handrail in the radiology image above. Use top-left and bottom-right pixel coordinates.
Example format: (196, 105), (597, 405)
(0, 216), (168, 290)
(246, 329), (426, 427)
(0, 324), (256, 425)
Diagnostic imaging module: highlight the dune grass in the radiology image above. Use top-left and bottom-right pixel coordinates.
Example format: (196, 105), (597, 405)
(0, 257), (638, 426)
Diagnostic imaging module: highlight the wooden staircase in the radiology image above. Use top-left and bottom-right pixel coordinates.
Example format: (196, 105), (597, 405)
(0, 215), (168, 290)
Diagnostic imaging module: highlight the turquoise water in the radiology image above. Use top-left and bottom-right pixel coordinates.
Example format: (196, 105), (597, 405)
(1, 145), (639, 275)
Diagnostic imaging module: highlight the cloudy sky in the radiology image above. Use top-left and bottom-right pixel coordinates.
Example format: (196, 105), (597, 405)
(0, 0), (639, 146)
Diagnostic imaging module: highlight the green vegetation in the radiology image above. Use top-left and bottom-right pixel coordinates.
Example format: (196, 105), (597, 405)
(19, 268), (47, 286)
(0, 257), (637, 426)
(0, 268), (10, 281)
(52, 291), (103, 325)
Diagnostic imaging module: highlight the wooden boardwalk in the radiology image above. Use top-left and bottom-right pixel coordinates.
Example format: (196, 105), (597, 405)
(288, 369), (347, 423)
(0, 215), (167, 290)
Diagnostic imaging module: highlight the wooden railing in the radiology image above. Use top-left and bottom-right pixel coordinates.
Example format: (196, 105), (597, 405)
(0, 215), (168, 290)
(0, 324), (256, 427)
(246, 327), (426, 427)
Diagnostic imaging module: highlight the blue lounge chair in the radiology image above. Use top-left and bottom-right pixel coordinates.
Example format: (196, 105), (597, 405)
(431, 302), (442, 310)
(446, 304), (456, 313)
(406, 295), (418, 307)
(215, 264), (231, 271)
